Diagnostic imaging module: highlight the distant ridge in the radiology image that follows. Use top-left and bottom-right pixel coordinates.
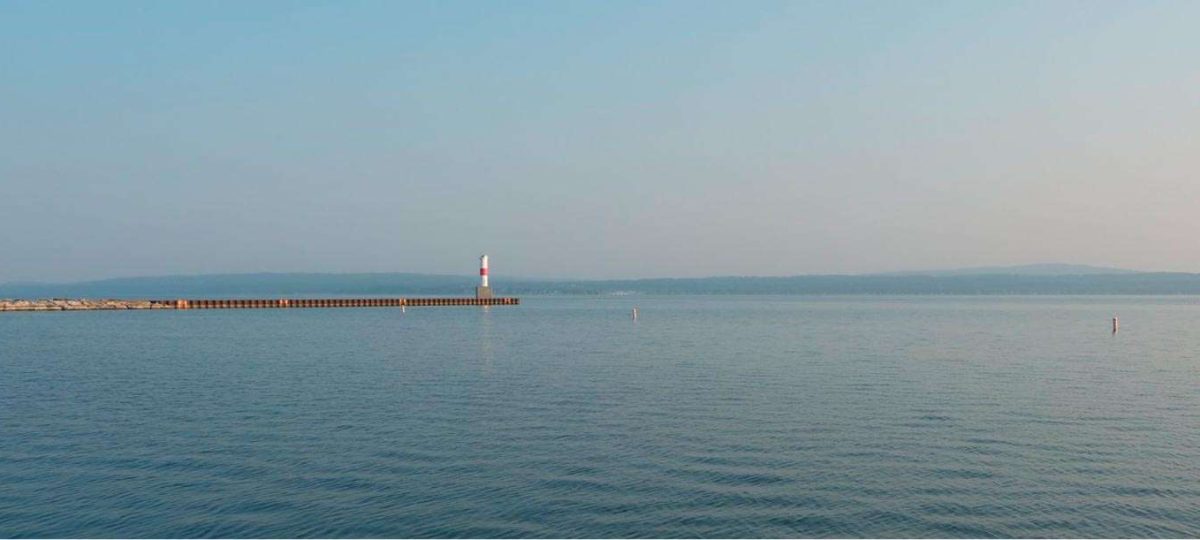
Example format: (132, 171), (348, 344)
(878, 263), (1139, 277)
(0, 273), (479, 299)
(6, 266), (1200, 297)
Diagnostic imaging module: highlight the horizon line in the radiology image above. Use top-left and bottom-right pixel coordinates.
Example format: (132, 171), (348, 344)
(5, 263), (1192, 287)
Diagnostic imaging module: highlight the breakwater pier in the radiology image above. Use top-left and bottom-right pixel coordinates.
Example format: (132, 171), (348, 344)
(3, 255), (520, 312)
(0, 297), (519, 312)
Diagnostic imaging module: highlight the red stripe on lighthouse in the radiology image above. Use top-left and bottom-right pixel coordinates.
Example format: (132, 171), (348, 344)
(480, 268), (488, 276)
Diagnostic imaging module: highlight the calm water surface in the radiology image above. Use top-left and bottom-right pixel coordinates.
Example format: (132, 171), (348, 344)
(1, 296), (1198, 538)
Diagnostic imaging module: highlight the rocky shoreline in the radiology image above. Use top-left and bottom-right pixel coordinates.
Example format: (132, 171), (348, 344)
(0, 299), (174, 311)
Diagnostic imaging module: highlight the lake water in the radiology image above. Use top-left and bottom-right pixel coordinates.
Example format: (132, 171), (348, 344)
(1, 296), (1198, 538)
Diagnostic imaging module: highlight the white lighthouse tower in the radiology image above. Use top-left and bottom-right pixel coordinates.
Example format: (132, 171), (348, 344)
(476, 254), (493, 299)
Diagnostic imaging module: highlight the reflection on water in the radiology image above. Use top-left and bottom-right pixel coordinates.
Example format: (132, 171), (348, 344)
(479, 307), (494, 376)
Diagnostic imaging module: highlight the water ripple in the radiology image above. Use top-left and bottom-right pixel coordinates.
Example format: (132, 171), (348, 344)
(3, 296), (1200, 537)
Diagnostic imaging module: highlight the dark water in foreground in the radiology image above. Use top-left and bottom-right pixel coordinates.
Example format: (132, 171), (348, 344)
(1, 296), (1198, 538)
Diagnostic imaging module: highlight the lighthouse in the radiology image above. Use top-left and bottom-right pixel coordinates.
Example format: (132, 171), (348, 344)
(476, 254), (493, 299)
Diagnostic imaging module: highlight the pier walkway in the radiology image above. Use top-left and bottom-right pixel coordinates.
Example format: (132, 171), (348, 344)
(0, 297), (519, 312)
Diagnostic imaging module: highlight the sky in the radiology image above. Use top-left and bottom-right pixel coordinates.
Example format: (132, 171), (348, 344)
(2, 0), (1198, 282)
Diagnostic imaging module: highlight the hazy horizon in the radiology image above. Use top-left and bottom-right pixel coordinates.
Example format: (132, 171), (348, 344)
(0, 262), (1164, 287)
(4, 1), (1199, 282)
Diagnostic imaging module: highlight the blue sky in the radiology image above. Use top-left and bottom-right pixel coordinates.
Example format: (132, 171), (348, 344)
(2, 1), (1198, 281)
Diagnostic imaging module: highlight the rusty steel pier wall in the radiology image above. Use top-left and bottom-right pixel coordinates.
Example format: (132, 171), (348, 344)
(0, 297), (520, 312)
(171, 297), (519, 309)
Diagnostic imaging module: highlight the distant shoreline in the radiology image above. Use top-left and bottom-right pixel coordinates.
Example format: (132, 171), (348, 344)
(7, 271), (1200, 298)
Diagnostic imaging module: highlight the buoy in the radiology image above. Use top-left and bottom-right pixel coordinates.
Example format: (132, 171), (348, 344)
(1112, 315), (1119, 334)
(632, 307), (638, 320)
